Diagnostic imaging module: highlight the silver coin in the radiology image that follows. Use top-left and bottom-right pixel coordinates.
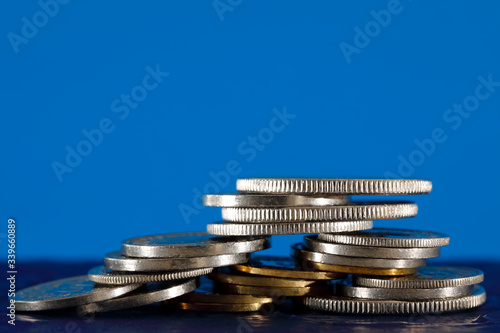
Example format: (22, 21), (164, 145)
(207, 221), (373, 236)
(318, 228), (450, 248)
(88, 265), (213, 285)
(221, 202), (417, 222)
(203, 194), (351, 207)
(16, 276), (141, 311)
(237, 178), (432, 195)
(304, 235), (440, 259)
(354, 266), (484, 289)
(104, 251), (250, 272)
(337, 282), (475, 300)
(79, 279), (197, 313)
(122, 232), (270, 258)
(303, 285), (486, 314)
(292, 243), (426, 269)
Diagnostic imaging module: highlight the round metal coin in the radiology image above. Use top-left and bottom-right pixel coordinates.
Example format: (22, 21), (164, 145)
(221, 202), (417, 222)
(88, 265), (213, 285)
(337, 282), (475, 300)
(79, 279), (197, 313)
(354, 266), (484, 289)
(232, 255), (346, 280)
(122, 232), (270, 258)
(318, 228), (450, 248)
(217, 283), (329, 297)
(173, 301), (272, 312)
(304, 261), (417, 276)
(303, 285), (486, 314)
(304, 235), (440, 259)
(209, 267), (317, 287)
(16, 276), (141, 311)
(104, 251), (250, 272)
(203, 194), (351, 207)
(292, 243), (426, 269)
(207, 221), (373, 236)
(236, 178), (432, 195)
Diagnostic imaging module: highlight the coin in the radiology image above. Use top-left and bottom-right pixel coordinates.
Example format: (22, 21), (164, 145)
(304, 235), (441, 259)
(232, 255), (346, 280)
(217, 283), (329, 297)
(122, 232), (270, 258)
(209, 267), (317, 287)
(236, 178), (432, 195)
(202, 194), (351, 207)
(354, 266), (484, 289)
(174, 301), (272, 312)
(78, 279), (197, 313)
(318, 228), (450, 248)
(104, 251), (250, 272)
(16, 276), (141, 311)
(292, 243), (426, 269)
(337, 282), (475, 300)
(304, 261), (417, 276)
(206, 221), (373, 236)
(88, 265), (213, 285)
(303, 285), (486, 314)
(221, 202), (417, 222)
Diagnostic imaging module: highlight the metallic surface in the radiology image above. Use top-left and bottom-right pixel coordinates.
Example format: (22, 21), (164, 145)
(304, 285), (486, 315)
(174, 301), (272, 312)
(337, 282), (475, 300)
(207, 220), (373, 236)
(88, 265), (213, 285)
(305, 261), (418, 276)
(104, 251), (250, 271)
(292, 243), (426, 269)
(354, 266), (485, 289)
(209, 268), (317, 287)
(122, 232), (270, 258)
(221, 202), (418, 222)
(232, 255), (346, 280)
(16, 276), (141, 311)
(318, 228), (450, 248)
(236, 178), (432, 195)
(304, 235), (441, 259)
(202, 194), (351, 207)
(217, 283), (329, 297)
(78, 279), (197, 313)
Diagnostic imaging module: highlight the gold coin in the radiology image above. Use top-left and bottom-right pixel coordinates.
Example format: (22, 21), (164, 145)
(180, 292), (273, 304)
(210, 268), (317, 287)
(232, 255), (346, 280)
(216, 282), (329, 297)
(308, 261), (417, 276)
(173, 301), (271, 312)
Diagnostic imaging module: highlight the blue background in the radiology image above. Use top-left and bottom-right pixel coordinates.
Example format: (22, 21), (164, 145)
(1, 0), (499, 261)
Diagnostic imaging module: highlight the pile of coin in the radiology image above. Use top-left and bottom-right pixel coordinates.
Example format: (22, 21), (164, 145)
(15, 178), (486, 315)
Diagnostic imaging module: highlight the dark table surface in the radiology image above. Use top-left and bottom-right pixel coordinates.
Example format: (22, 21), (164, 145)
(3, 260), (499, 333)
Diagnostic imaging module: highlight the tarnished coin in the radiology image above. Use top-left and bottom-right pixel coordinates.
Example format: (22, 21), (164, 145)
(292, 243), (426, 269)
(79, 279), (197, 313)
(304, 261), (417, 276)
(104, 251), (250, 272)
(337, 282), (475, 300)
(203, 194), (351, 207)
(207, 221), (373, 236)
(173, 301), (270, 312)
(16, 276), (141, 311)
(88, 265), (213, 285)
(122, 232), (270, 258)
(354, 266), (484, 289)
(304, 235), (440, 259)
(217, 283), (329, 297)
(232, 255), (346, 280)
(236, 178), (432, 195)
(209, 267), (317, 288)
(303, 285), (486, 315)
(221, 202), (417, 222)
(318, 228), (450, 248)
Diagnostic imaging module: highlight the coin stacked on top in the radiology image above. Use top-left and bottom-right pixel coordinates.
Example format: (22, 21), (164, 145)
(14, 178), (486, 315)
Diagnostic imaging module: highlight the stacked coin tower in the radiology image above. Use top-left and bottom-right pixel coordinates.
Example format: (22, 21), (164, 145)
(15, 178), (486, 315)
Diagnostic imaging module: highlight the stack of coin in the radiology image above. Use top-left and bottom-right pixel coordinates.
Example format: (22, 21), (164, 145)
(14, 178), (487, 315)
